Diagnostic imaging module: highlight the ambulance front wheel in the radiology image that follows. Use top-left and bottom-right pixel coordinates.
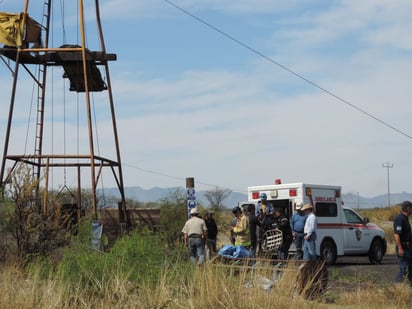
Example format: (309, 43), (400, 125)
(320, 239), (337, 265)
(368, 238), (385, 264)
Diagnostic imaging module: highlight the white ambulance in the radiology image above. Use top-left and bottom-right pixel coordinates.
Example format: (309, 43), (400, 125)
(247, 181), (387, 265)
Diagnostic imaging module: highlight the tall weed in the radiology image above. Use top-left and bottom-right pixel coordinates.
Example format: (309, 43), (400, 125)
(56, 228), (187, 290)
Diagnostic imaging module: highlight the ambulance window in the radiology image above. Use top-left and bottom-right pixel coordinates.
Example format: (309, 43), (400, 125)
(343, 209), (362, 224)
(315, 203), (337, 217)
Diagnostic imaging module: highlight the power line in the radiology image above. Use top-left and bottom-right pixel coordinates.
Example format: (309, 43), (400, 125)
(164, 0), (412, 140)
(123, 163), (247, 193)
(123, 163), (185, 182)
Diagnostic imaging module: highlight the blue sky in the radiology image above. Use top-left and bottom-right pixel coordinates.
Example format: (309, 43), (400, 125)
(1, 0), (412, 198)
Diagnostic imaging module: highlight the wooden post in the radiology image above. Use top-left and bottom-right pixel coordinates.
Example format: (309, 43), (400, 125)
(186, 177), (194, 189)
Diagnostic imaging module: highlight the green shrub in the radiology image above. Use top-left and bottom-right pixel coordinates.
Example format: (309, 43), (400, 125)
(158, 188), (187, 248)
(56, 227), (188, 291)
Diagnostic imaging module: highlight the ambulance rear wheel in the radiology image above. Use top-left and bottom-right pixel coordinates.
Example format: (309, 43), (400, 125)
(320, 239), (337, 265)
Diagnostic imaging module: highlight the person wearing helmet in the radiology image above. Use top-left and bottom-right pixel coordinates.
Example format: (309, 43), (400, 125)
(181, 208), (208, 265)
(230, 206), (251, 247)
(255, 193), (275, 254)
(291, 202), (307, 260)
(256, 192), (274, 220)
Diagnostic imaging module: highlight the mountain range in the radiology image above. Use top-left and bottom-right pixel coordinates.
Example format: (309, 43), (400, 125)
(101, 186), (412, 209)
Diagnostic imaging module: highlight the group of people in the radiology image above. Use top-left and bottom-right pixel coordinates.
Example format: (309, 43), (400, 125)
(181, 194), (319, 265)
(230, 193), (318, 261)
(182, 194), (321, 264)
(292, 202), (318, 261)
(182, 197), (412, 286)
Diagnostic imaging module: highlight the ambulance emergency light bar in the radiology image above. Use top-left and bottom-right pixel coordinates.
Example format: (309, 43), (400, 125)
(252, 182), (340, 200)
(251, 188), (297, 199)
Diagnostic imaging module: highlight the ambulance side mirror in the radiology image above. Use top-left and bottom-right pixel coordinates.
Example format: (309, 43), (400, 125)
(362, 217), (369, 225)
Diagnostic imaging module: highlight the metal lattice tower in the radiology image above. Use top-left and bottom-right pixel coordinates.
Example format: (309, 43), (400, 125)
(0, 0), (128, 226)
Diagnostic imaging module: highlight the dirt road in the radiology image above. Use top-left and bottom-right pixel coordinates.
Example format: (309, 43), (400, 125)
(327, 254), (399, 290)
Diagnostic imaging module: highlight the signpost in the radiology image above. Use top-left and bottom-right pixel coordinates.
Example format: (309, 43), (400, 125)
(186, 177), (196, 218)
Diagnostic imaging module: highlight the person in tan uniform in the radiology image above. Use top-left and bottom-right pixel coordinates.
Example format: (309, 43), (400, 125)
(182, 208), (208, 264)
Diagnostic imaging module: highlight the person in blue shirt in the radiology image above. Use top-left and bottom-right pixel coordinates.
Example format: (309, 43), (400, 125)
(291, 202), (307, 260)
(256, 193), (274, 220)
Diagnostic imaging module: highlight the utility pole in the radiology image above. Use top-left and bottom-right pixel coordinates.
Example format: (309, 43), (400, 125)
(382, 162), (393, 208)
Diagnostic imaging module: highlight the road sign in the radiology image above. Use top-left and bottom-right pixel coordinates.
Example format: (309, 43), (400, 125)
(187, 188), (195, 197)
(187, 200), (197, 209)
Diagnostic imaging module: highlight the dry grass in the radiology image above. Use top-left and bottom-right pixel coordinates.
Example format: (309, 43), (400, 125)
(0, 257), (410, 309)
(335, 282), (412, 308)
(0, 205), (407, 308)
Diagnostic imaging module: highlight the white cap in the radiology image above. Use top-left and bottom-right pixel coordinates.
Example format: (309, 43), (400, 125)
(190, 208), (199, 215)
(295, 202), (303, 210)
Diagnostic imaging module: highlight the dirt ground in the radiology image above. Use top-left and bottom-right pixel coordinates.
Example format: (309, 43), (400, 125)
(217, 231), (399, 290)
(216, 228), (400, 292)
(327, 254), (399, 293)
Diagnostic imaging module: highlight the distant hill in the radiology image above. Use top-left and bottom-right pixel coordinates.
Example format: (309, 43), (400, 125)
(99, 186), (412, 209)
(121, 186), (247, 208)
(341, 191), (412, 209)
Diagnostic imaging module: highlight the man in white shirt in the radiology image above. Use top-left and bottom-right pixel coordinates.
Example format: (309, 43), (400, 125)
(302, 204), (317, 261)
(182, 208), (208, 264)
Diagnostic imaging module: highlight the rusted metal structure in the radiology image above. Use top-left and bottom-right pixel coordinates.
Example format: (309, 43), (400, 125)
(99, 208), (161, 243)
(0, 1), (128, 226)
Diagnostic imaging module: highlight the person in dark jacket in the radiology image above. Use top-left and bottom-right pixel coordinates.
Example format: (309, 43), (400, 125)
(393, 201), (412, 284)
(261, 205), (276, 232)
(229, 216), (237, 245)
(274, 207), (293, 260)
(204, 210), (218, 259)
(247, 204), (261, 257)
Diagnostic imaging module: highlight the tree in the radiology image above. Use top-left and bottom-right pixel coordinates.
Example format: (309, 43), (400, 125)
(204, 186), (232, 212)
(2, 165), (70, 263)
